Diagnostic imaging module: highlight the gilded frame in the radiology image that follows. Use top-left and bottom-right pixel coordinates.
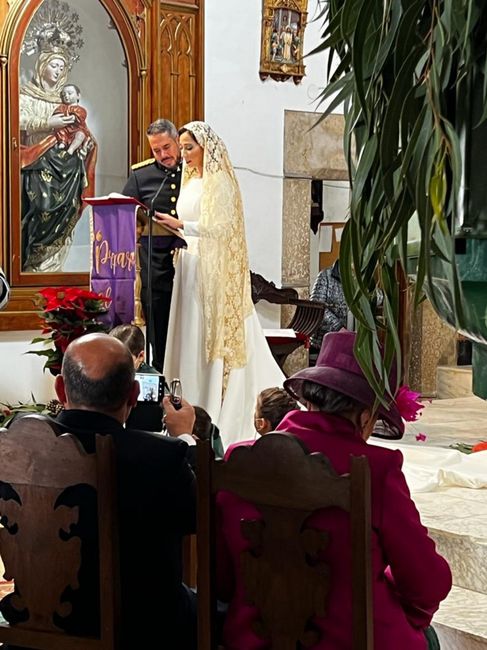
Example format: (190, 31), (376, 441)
(0, 0), (148, 329)
(259, 0), (308, 84)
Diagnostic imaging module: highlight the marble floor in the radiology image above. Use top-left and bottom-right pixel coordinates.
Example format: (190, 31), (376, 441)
(390, 396), (487, 647)
(402, 395), (487, 449)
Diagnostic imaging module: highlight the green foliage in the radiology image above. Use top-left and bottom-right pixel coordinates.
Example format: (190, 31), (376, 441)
(0, 398), (47, 428)
(317, 0), (487, 401)
(28, 287), (111, 376)
(0, 397), (63, 428)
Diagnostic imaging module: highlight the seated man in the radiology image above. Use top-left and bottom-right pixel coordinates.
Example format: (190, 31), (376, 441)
(0, 333), (197, 649)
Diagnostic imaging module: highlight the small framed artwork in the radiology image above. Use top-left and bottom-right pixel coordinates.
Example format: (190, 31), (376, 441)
(259, 0), (308, 84)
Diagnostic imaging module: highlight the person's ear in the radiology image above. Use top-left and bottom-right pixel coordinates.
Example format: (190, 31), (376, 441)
(54, 374), (67, 405)
(256, 418), (272, 435)
(359, 409), (377, 441)
(304, 400), (316, 411)
(134, 351), (144, 369)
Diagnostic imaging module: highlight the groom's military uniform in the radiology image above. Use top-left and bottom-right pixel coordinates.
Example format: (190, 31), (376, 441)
(123, 159), (182, 372)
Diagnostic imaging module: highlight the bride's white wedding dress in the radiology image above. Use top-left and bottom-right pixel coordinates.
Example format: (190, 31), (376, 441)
(164, 177), (285, 446)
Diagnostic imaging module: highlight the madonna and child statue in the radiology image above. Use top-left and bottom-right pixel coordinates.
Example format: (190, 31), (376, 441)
(19, 2), (97, 273)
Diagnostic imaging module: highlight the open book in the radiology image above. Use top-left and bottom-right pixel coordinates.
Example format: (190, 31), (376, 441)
(263, 329), (297, 338)
(84, 193), (186, 243)
(84, 192), (144, 206)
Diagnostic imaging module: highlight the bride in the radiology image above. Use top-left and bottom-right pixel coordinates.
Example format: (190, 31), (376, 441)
(158, 121), (284, 446)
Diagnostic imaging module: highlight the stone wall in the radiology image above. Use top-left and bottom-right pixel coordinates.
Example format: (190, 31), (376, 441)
(281, 111), (347, 374)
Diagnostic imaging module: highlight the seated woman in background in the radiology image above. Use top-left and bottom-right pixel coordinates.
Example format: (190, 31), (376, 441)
(217, 330), (451, 650)
(254, 387), (298, 436)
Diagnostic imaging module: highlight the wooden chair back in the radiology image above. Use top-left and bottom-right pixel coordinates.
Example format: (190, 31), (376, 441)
(197, 433), (373, 650)
(250, 271), (325, 371)
(0, 415), (120, 650)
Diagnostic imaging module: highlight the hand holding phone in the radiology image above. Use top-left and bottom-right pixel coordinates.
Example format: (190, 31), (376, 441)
(162, 396), (195, 437)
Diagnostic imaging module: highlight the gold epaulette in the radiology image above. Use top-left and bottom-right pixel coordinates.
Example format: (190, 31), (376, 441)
(131, 157), (155, 170)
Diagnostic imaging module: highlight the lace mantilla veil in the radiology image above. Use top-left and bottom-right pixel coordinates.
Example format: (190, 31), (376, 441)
(181, 121), (253, 374)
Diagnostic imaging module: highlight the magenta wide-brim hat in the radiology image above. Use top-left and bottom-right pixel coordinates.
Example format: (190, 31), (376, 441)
(284, 330), (404, 440)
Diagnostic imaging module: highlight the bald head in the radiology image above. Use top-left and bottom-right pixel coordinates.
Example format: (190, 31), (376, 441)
(57, 333), (137, 418)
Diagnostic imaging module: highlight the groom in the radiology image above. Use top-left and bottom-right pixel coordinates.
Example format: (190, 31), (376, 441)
(122, 118), (182, 372)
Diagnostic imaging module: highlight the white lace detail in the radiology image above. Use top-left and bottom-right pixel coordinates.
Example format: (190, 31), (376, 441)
(181, 121), (253, 373)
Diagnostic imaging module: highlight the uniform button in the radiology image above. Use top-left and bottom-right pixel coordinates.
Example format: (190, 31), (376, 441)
(171, 196), (176, 202)
(170, 209), (176, 215)
(171, 173), (175, 177)
(171, 184), (176, 190)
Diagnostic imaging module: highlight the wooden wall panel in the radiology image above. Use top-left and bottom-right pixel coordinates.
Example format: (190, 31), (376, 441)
(0, 0), (204, 329)
(153, 1), (204, 130)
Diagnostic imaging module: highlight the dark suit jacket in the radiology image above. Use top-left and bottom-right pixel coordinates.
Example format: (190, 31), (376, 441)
(54, 410), (196, 648)
(122, 160), (182, 293)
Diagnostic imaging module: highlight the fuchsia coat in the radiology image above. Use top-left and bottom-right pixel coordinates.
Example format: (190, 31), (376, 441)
(217, 410), (452, 649)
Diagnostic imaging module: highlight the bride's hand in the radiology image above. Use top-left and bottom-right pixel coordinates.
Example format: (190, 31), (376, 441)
(154, 213), (183, 230)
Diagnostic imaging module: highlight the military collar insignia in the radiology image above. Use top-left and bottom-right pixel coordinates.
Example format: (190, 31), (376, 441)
(131, 157), (155, 170)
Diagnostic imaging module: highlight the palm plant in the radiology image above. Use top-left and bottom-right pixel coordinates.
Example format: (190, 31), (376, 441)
(314, 0), (487, 400)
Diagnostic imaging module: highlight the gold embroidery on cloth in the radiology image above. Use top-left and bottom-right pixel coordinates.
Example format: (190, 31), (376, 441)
(181, 121), (253, 374)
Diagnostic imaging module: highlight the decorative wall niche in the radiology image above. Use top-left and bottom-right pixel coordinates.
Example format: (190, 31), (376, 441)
(259, 0), (308, 84)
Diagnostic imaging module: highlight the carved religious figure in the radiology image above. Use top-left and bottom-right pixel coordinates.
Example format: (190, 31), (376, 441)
(19, 1), (97, 272)
(260, 0), (308, 83)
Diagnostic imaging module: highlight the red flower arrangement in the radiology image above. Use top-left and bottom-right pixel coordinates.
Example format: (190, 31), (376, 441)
(28, 287), (111, 376)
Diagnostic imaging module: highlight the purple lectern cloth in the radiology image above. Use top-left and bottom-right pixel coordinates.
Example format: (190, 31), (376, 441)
(90, 203), (137, 327)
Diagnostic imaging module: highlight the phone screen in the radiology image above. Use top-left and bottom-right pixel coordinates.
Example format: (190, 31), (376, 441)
(135, 373), (164, 403)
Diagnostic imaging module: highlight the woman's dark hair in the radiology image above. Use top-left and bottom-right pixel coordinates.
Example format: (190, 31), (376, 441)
(192, 405), (212, 440)
(301, 381), (365, 415)
(178, 127), (198, 143)
(110, 324), (145, 357)
(256, 387), (298, 430)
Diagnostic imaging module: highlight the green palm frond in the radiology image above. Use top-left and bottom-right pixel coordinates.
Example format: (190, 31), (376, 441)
(317, 0), (487, 400)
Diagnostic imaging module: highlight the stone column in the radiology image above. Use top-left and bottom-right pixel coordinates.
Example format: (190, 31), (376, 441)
(281, 110), (348, 375)
(408, 299), (457, 397)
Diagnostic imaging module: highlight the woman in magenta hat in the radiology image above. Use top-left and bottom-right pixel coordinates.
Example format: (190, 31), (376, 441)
(217, 330), (451, 650)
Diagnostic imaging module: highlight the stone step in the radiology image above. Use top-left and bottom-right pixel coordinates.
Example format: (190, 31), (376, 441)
(413, 487), (487, 596)
(434, 586), (487, 649)
(437, 365), (473, 399)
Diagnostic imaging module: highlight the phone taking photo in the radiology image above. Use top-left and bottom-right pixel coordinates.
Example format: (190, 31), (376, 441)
(135, 373), (164, 403)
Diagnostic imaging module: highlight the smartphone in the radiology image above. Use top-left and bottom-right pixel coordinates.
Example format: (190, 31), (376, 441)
(168, 378), (183, 410)
(135, 373), (164, 403)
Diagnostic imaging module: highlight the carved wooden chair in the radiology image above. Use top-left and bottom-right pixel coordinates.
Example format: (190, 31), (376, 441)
(250, 271), (325, 371)
(197, 433), (373, 650)
(0, 415), (120, 650)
